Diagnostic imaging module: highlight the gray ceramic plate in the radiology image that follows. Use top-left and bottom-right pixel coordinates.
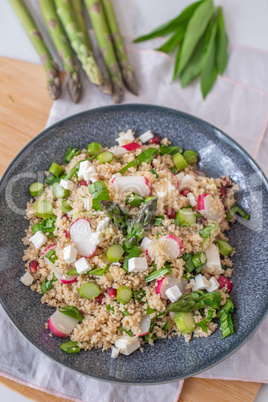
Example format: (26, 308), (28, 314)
(0, 104), (267, 384)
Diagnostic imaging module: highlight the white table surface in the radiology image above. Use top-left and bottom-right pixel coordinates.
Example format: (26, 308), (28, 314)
(0, 0), (267, 401)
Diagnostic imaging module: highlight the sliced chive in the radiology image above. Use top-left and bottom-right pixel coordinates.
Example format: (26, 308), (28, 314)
(182, 253), (195, 273)
(163, 322), (170, 331)
(45, 249), (58, 264)
(122, 310), (130, 316)
(119, 326), (134, 337)
(154, 215), (164, 226)
(41, 274), (57, 294)
(106, 304), (114, 313)
(123, 246), (142, 271)
(89, 264), (109, 276)
(63, 147), (81, 164)
(150, 168), (159, 178)
(118, 148), (159, 174)
(146, 306), (157, 315)
(225, 202), (250, 221)
(59, 341), (80, 353)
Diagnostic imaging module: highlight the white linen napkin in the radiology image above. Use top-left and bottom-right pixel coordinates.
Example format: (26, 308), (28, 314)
(0, 41), (267, 401)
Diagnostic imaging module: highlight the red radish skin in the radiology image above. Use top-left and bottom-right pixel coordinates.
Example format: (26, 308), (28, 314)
(144, 177), (151, 194)
(149, 135), (161, 144)
(218, 276), (233, 292)
(48, 318), (67, 338)
(55, 271), (78, 284)
(155, 278), (164, 295)
(166, 207), (176, 219)
(197, 193), (210, 210)
(107, 288), (117, 300)
(29, 260), (39, 273)
(77, 180), (87, 187)
(122, 142), (141, 151)
(146, 249), (152, 259)
(180, 189), (190, 197)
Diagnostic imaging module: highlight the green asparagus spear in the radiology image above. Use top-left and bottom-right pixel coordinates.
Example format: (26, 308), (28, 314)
(40, 0), (81, 103)
(124, 198), (157, 251)
(54, 0), (111, 94)
(9, 0), (61, 100)
(70, 0), (92, 49)
(101, 0), (138, 95)
(167, 291), (221, 313)
(100, 200), (130, 231)
(84, 0), (124, 103)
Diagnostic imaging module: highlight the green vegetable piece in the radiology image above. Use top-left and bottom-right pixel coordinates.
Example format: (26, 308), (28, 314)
(41, 273), (57, 294)
(195, 307), (214, 333)
(200, 16), (218, 98)
(32, 216), (56, 237)
(175, 208), (196, 227)
(133, 289), (146, 303)
(29, 182), (44, 197)
(167, 291), (221, 312)
(61, 200), (73, 212)
(96, 151), (113, 164)
(89, 264), (109, 276)
(216, 239), (233, 256)
(33, 200), (54, 219)
(180, 33), (205, 87)
(117, 286), (132, 305)
(173, 152), (188, 171)
(146, 306), (157, 315)
(78, 283), (101, 299)
(182, 150), (198, 165)
(45, 249), (58, 264)
(100, 200), (130, 231)
(199, 223), (219, 238)
(169, 167), (178, 175)
(225, 202), (250, 221)
(145, 196), (157, 202)
(106, 304), (114, 313)
(145, 267), (172, 283)
(59, 340), (80, 354)
(49, 162), (64, 177)
(66, 268), (78, 275)
(154, 215), (164, 226)
(160, 145), (183, 156)
(156, 24), (187, 54)
(182, 253), (195, 273)
(216, 7), (228, 75)
(118, 148), (159, 174)
(149, 168), (159, 178)
(163, 322), (169, 331)
(45, 174), (61, 186)
(122, 310), (130, 316)
(107, 244), (124, 262)
(192, 252), (207, 267)
(59, 306), (84, 321)
(125, 192), (144, 207)
(123, 246), (142, 271)
(88, 181), (110, 211)
(178, 0), (214, 74)
(174, 312), (195, 334)
(63, 147), (81, 164)
(87, 142), (103, 156)
(52, 182), (70, 199)
(119, 326), (134, 337)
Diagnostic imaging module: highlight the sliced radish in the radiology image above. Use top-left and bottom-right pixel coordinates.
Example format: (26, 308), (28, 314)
(147, 235), (183, 260)
(70, 218), (96, 257)
(205, 244), (222, 272)
(111, 146), (128, 157)
(138, 315), (151, 336)
(48, 310), (79, 338)
(179, 174), (196, 193)
(156, 275), (189, 299)
(197, 193), (210, 210)
(122, 142), (141, 151)
(140, 236), (152, 252)
(54, 270), (78, 284)
(42, 244), (57, 265)
(218, 275), (233, 292)
(198, 194), (224, 221)
(112, 176), (151, 197)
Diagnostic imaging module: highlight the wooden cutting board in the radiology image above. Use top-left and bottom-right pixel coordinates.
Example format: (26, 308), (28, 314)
(0, 57), (260, 402)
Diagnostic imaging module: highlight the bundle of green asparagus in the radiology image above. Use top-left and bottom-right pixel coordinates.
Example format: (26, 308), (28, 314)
(9, 0), (138, 103)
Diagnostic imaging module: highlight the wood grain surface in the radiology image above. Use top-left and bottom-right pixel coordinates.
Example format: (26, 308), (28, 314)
(0, 57), (260, 402)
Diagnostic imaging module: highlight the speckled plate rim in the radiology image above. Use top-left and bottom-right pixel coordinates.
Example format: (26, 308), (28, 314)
(0, 104), (267, 385)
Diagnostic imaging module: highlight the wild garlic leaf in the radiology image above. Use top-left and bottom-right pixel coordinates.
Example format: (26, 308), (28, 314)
(216, 7), (228, 74)
(178, 0), (214, 74)
(200, 18), (218, 98)
(156, 24), (187, 54)
(173, 45), (183, 81)
(180, 34), (205, 87)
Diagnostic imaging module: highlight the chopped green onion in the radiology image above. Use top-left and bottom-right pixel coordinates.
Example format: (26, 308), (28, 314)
(182, 253), (195, 273)
(163, 322), (169, 331)
(146, 306), (157, 315)
(107, 244), (124, 262)
(175, 208), (196, 227)
(174, 312), (195, 334)
(160, 145), (183, 156)
(63, 147), (81, 164)
(88, 181), (109, 211)
(145, 196), (157, 202)
(29, 182), (44, 197)
(33, 200), (54, 219)
(150, 168), (159, 178)
(45, 249), (58, 264)
(59, 341), (80, 354)
(200, 222), (219, 250)
(195, 307), (214, 333)
(59, 306), (84, 321)
(225, 202), (250, 221)
(123, 246), (142, 271)
(182, 150), (198, 165)
(154, 215), (164, 226)
(217, 297), (235, 339)
(41, 273), (57, 294)
(66, 268), (78, 275)
(88, 264), (109, 276)
(118, 148), (159, 174)
(45, 174), (62, 186)
(133, 289), (146, 302)
(52, 182), (70, 199)
(61, 200), (73, 212)
(32, 216), (56, 237)
(173, 153), (188, 171)
(49, 163), (64, 177)
(106, 304), (114, 313)
(119, 326), (134, 337)
(192, 252), (207, 267)
(125, 192), (144, 207)
(87, 142), (103, 156)
(116, 286), (132, 304)
(216, 240), (233, 256)
(96, 151), (113, 164)
(78, 283), (101, 299)
(145, 267), (172, 283)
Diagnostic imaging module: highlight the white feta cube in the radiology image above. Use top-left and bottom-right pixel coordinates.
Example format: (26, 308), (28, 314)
(20, 272), (34, 286)
(116, 130), (135, 145)
(193, 274), (209, 291)
(111, 347), (120, 359)
(78, 161), (97, 181)
(187, 192), (197, 207)
(138, 130), (154, 143)
(128, 257), (148, 273)
(84, 198), (91, 211)
(89, 232), (104, 245)
(206, 277), (219, 292)
(110, 146), (128, 157)
(60, 179), (74, 191)
(74, 257), (91, 274)
(97, 217), (110, 232)
(115, 335), (140, 355)
(165, 285), (182, 302)
(140, 236), (152, 252)
(63, 245), (78, 264)
(29, 231), (47, 249)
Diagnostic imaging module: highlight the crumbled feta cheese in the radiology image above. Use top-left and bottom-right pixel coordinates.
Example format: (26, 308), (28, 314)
(165, 285), (182, 302)
(74, 257), (91, 274)
(138, 130), (154, 143)
(116, 130), (135, 145)
(97, 217), (110, 232)
(110, 146), (128, 157)
(20, 272), (34, 286)
(29, 231), (47, 249)
(206, 277), (219, 292)
(140, 236), (152, 252)
(84, 198), (91, 211)
(111, 347), (120, 358)
(128, 257), (148, 273)
(115, 335), (140, 355)
(192, 274), (209, 291)
(78, 161), (97, 181)
(63, 245), (78, 264)
(187, 192), (197, 206)
(90, 232), (104, 245)
(205, 244), (222, 272)
(60, 179), (74, 191)
(176, 172), (185, 181)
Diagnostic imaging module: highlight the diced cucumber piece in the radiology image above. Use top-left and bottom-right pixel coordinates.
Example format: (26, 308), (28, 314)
(174, 312), (195, 334)
(116, 286), (132, 305)
(173, 153), (188, 171)
(29, 182), (44, 197)
(52, 182), (70, 198)
(175, 208), (196, 227)
(107, 244), (124, 262)
(216, 240), (233, 256)
(78, 283), (101, 299)
(33, 200), (53, 219)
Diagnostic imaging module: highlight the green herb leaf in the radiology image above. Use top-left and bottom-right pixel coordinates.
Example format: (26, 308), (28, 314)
(156, 24), (187, 53)
(41, 274), (57, 295)
(45, 174), (62, 186)
(45, 249), (58, 264)
(125, 192), (144, 207)
(200, 16), (218, 98)
(182, 253), (195, 273)
(133, 289), (146, 302)
(32, 216), (56, 237)
(146, 306), (157, 315)
(173, 44), (183, 80)
(66, 268), (78, 275)
(123, 246), (142, 271)
(106, 304), (114, 313)
(149, 169), (159, 179)
(122, 310), (130, 316)
(180, 33), (205, 87)
(225, 203), (250, 221)
(89, 264), (109, 276)
(163, 322), (170, 331)
(145, 267), (172, 283)
(59, 340), (80, 354)
(119, 326), (134, 337)
(88, 181), (110, 211)
(119, 148), (159, 174)
(216, 7), (228, 74)
(154, 215), (164, 226)
(59, 306), (84, 321)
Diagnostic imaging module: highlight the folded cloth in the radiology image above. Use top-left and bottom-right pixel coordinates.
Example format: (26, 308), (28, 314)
(1, 42), (267, 401)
